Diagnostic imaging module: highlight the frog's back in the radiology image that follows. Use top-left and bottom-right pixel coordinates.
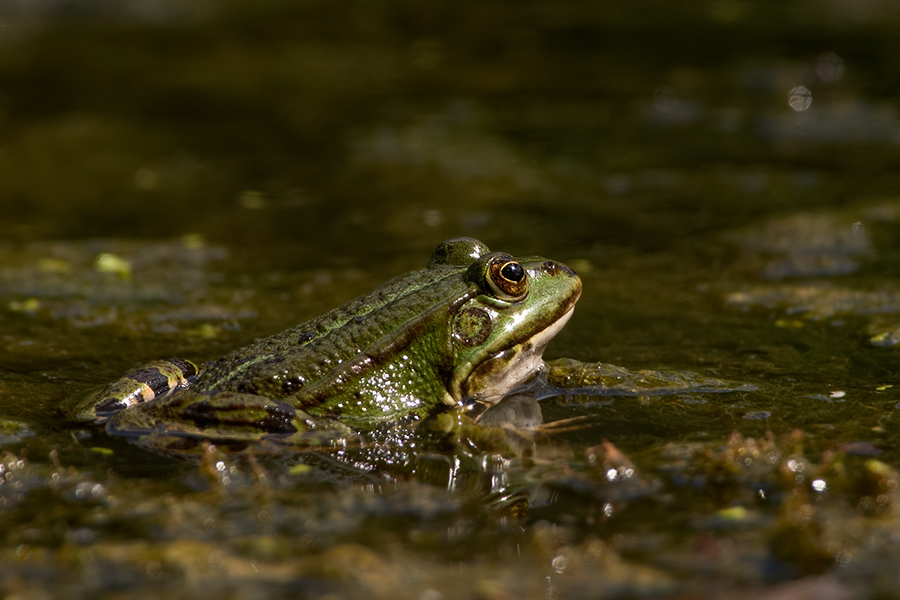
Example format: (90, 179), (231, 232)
(194, 264), (470, 400)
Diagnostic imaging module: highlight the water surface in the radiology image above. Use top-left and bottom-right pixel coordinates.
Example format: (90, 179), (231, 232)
(2, 1), (900, 597)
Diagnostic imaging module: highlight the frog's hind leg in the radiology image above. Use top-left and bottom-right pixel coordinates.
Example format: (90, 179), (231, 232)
(106, 391), (356, 447)
(84, 358), (200, 421)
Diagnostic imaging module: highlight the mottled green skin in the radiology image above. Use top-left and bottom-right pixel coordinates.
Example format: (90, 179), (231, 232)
(103, 238), (581, 445)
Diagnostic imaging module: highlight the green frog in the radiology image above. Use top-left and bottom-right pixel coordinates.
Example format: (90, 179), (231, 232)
(77, 237), (581, 447)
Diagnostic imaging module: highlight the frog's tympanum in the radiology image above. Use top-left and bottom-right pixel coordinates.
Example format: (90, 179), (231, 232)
(79, 238), (581, 446)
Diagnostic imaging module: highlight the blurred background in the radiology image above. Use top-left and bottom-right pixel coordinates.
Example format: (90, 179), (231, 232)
(4, 0), (899, 255)
(4, 0), (900, 364)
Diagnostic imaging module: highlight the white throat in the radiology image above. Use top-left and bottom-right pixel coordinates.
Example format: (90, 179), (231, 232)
(471, 307), (574, 403)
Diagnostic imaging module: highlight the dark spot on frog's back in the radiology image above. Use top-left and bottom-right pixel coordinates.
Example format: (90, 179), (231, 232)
(236, 380), (259, 394)
(203, 358), (224, 372)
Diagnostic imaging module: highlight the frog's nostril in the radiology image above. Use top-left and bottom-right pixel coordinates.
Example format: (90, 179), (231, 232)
(543, 260), (559, 275)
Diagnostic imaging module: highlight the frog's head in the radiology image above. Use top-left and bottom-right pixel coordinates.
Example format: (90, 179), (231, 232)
(434, 238), (582, 404)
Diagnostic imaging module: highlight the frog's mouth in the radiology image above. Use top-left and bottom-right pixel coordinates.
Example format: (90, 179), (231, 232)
(458, 304), (576, 405)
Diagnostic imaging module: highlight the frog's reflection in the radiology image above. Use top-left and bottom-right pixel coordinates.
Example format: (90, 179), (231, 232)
(473, 393), (543, 429)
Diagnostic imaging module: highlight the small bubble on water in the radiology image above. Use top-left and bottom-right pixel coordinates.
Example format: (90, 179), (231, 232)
(788, 86), (812, 112)
(653, 87), (679, 112)
(551, 553), (570, 574)
(815, 51), (844, 83)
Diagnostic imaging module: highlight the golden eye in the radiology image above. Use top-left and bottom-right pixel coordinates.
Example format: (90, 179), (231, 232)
(488, 256), (528, 300)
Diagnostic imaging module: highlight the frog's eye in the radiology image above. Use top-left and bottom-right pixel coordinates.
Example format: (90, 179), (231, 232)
(488, 257), (528, 301)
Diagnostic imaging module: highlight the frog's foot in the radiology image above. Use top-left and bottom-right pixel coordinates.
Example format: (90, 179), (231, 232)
(73, 358), (200, 422)
(106, 391), (356, 447)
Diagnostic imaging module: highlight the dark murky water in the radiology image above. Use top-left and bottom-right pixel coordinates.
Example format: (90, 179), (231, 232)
(3, 1), (900, 598)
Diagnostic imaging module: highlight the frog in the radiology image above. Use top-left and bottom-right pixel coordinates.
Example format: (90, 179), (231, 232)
(75, 237), (582, 448)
